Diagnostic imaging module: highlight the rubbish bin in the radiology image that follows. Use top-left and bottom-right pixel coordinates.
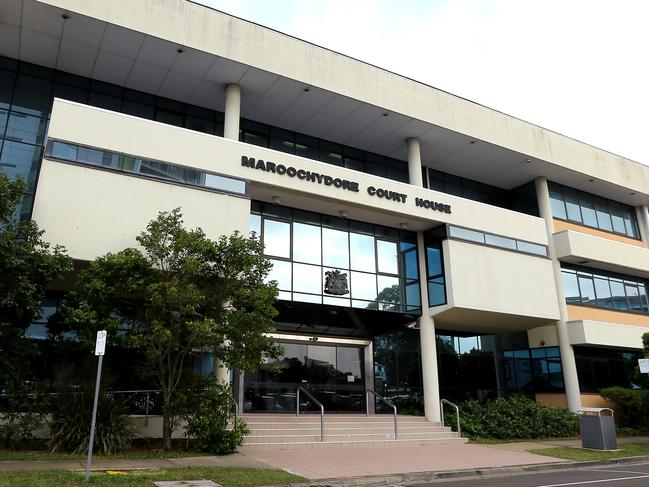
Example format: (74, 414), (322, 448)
(577, 407), (617, 450)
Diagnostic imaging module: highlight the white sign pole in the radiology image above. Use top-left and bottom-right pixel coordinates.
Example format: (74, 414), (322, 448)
(85, 330), (107, 483)
(639, 358), (649, 374)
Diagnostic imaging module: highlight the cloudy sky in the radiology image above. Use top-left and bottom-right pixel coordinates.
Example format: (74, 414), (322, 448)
(198, 0), (649, 165)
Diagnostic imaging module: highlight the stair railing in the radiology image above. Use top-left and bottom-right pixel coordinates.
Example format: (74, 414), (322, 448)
(440, 398), (461, 438)
(225, 388), (239, 423)
(296, 386), (324, 442)
(366, 389), (398, 440)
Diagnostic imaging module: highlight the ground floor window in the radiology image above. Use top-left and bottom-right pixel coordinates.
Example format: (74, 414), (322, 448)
(575, 346), (641, 392)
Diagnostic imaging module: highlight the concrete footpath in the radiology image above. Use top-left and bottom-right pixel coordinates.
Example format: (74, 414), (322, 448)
(2, 437), (649, 484)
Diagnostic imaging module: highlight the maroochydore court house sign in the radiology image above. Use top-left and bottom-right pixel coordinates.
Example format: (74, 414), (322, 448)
(241, 155), (452, 214)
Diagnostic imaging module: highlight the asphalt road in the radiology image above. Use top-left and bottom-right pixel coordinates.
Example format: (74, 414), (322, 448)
(410, 461), (649, 487)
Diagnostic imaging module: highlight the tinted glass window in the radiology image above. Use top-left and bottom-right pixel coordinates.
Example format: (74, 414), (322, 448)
(293, 223), (321, 265)
(376, 240), (398, 274)
(263, 219), (291, 258)
(322, 228), (349, 268)
(350, 233), (375, 272)
(11, 75), (52, 117)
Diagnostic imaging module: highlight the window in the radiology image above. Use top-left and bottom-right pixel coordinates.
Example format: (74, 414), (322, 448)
(45, 140), (247, 196)
(447, 225), (548, 257)
(561, 265), (649, 313)
(549, 182), (639, 239)
(253, 201), (420, 313)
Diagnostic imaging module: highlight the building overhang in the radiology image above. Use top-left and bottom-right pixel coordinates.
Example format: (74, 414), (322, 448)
(1, 0), (648, 204)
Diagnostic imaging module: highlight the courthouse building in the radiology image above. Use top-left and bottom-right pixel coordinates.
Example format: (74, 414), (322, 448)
(2, 0), (649, 421)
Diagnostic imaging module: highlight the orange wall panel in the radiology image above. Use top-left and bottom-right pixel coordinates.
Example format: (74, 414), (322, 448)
(567, 304), (649, 327)
(553, 219), (645, 247)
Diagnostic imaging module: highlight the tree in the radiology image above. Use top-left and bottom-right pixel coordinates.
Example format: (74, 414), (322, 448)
(61, 208), (281, 449)
(0, 173), (72, 397)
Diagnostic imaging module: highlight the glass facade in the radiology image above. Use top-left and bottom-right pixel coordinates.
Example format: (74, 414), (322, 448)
(575, 347), (641, 392)
(241, 119), (409, 183)
(251, 201), (421, 313)
(46, 140), (247, 196)
(243, 341), (365, 413)
(562, 265), (649, 314)
(549, 181), (640, 238)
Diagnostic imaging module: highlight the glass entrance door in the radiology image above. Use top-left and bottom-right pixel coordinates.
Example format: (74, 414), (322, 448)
(243, 341), (366, 413)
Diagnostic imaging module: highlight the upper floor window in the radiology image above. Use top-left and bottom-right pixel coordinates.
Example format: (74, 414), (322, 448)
(250, 201), (420, 313)
(561, 265), (649, 314)
(549, 182), (639, 239)
(240, 119), (409, 184)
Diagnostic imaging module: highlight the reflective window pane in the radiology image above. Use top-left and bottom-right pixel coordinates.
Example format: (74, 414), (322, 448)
(377, 275), (400, 310)
(293, 223), (321, 264)
(485, 234), (517, 250)
(376, 240), (398, 274)
(266, 259), (291, 291)
(579, 192), (598, 227)
(562, 271), (581, 303)
(626, 284), (642, 312)
(263, 219), (290, 258)
(609, 202), (627, 234)
(322, 228), (349, 268)
(0, 109), (7, 134)
(594, 278), (613, 308)
(594, 197), (613, 232)
(0, 70), (16, 110)
(351, 271), (376, 301)
(0, 141), (41, 188)
(350, 233), (375, 272)
(427, 246), (443, 277)
(4, 113), (48, 145)
(610, 280), (627, 310)
(406, 282), (421, 308)
(448, 226), (484, 243)
(549, 186), (567, 219)
(403, 248), (419, 280)
(293, 292), (321, 304)
(293, 263), (321, 294)
(428, 282), (446, 306)
(578, 277), (596, 305)
(11, 75), (52, 117)
(516, 241), (547, 256)
(564, 189), (582, 222)
(250, 214), (261, 236)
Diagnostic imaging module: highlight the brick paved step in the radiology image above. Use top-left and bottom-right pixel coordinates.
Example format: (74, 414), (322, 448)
(246, 431), (459, 443)
(240, 437), (468, 450)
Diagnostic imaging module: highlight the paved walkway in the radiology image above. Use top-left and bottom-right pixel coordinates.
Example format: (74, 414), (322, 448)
(2, 437), (649, 481)
(241, 443), (560, 479)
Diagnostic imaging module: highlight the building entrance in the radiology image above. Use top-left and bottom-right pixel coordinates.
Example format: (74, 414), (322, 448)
(243, 338), (367, 413)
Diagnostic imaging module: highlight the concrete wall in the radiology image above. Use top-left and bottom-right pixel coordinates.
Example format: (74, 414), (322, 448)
(443, 239), (560, 320)
(32, 159), (250, 261)
(39, 0), (649, 197)
(45, 99), (549, 244)
(554, 230), (649, 278)
(528, 324), (560, 348)
(568, 319), (648, 350)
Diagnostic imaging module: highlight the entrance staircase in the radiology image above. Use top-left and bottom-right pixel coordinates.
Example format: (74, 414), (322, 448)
(238, 414), (467, 450)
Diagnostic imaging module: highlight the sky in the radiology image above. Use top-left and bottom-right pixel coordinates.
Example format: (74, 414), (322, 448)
(197, 0), (649, 165)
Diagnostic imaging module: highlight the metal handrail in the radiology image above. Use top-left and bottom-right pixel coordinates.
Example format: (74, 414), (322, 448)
(366, 390), (398, 440)
(225, 388), (239, 423)
(440, 399), (461, 438)
(296, 386), (324, 442)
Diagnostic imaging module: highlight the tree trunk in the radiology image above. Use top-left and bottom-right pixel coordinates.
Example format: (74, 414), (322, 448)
(162, 393), (173, 450)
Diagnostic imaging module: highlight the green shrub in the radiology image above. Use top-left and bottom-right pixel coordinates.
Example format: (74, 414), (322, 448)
(600, 387), (649, 433)
(184, 383), (249, 454)
(48, 391), (135, 454)
(0, 412), (44, 449)
(453, 395), (579, 440)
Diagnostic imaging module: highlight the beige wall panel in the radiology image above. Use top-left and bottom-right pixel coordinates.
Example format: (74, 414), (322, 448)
(567, 319), (648, 349)
(444, 239), (560, 320)
(32, 160), (250, 261)
(554, 230), (649, 278)
(528, 324), (559, 348)
(40, 0), (649, 196)
(535, 393), (612, 409)
(47, 100), (549, 244)
(553, 220), (645, 247)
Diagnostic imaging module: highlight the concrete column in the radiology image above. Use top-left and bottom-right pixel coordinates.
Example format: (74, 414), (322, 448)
(407, 137), (424, 187)
(535, 177), (582, 412)
(224, 84), (241, 141)
(417, 231), (442, 422)
(635, 206), (649, 248)
(213, 339), (231, 385)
